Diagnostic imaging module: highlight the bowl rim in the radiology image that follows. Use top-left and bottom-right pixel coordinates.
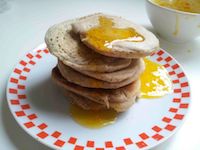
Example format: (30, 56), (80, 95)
(146, 0), (200, 16)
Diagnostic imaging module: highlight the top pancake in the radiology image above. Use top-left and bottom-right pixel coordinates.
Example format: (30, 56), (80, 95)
(72, 13), (159, 59)
(45, 19), (131, 72)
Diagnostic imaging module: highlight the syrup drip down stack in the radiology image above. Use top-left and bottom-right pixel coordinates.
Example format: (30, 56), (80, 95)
(45, 13), (159, 112)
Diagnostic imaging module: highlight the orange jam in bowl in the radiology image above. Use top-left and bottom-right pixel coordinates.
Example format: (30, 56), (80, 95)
(151, 0), (200, 14)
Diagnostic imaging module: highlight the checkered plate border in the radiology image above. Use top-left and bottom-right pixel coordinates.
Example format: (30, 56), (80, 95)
(6, 44), (191, 150)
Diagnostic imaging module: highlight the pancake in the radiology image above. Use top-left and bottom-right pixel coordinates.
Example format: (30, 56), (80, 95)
(58, 60), (143, 89)
(72, 58), (145, 83)
(52, 67), (140, 107)
(72, 13), (159, 59)
(63, 89), (106, 111)
(63, 89), (138, 112)
(45, 19), (131, 73)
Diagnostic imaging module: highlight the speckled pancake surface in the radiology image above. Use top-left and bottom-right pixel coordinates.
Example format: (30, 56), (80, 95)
(45, 19), (131, 72)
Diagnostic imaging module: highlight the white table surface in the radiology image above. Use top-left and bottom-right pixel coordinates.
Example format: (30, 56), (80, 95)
(0, 0), (200, 149)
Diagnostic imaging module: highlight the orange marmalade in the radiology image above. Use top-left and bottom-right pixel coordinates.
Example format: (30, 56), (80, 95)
(152, 0), (200, 14)
(85, 16), (144, 51)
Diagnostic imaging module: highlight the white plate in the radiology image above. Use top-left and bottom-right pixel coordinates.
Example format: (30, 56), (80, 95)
(6, 43), (191, 150)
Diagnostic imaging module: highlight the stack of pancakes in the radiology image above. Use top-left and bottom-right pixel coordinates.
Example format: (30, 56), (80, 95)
(45, 13), (159, 112)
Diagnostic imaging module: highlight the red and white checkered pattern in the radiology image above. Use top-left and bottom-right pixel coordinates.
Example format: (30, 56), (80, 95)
(7, 44), (190, 150)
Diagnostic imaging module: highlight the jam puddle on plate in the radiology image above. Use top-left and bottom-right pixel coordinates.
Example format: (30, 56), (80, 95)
(70, 104), (118, 128)
(140, 58), (172, 99)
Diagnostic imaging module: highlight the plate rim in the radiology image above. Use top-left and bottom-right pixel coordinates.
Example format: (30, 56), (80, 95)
(6, 43), (191, 150)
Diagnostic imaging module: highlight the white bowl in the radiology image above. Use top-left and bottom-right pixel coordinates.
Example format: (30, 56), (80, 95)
(146, 0), (200, 43)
